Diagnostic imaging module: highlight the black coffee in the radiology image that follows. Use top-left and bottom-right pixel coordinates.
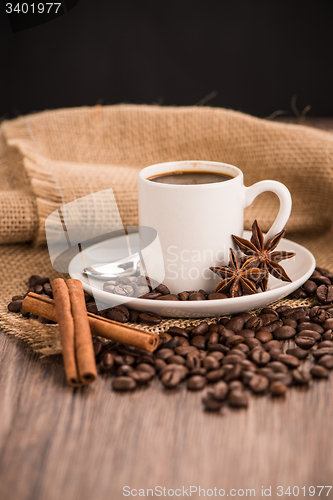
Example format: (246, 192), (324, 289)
(148, 171), (233, 185)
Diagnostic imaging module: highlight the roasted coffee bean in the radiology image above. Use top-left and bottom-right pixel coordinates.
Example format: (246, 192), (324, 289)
(249, 374), (269, 393)
(302, 280), (317, 295)
(190, 367), (207, 376)
(209, 351), (224, 361)
(283, 318), (298, 328)
(255, 330), (273, 343)
(273, 326), (296, 340)
(191, 322), (209, 336)
(282, 307), (307, 321)
(99, 352), (114, 372)
(114, 354), (135, 366)
(43, 283), (53, 297)
(286, 347), (309, 360)
(127, 309), (139, 323)
(310, 365), (329, 378)
(205, 368), (224, 382)
(208, 343), (229, 354)
(297, 322), (324, 334)
(188, 292), (206, 301)
(277, 353), (300, 368)
(86, 303), (98, 314)
(318, 340), (333, 348)
(264, 340), (283, 351)
(186, 353), (201, 370)
(260, 320), (283, 333)
(187, 375), (206, 390)
(155, 348), (175, 361)
(191, 336), (206, 350)
(155, 294), (180, 301)
(228, 390), (249, 408)
(233, 343), (249, 355)
(318, 355), (333, 369)
(289, 288), (307, 299)
(220, 329), (237, 343)
(202, 394), (224, 411)
(167, 326), (189, 339)
(298, 316), (311, 323)
(229, 380), (244, 391)
(203, 356), (220, 371)
(229, 348), (246, 360)
(322, 330), (333, 341)
(178, 291), (189, 301)
(161, 370), (184, 388)
(222, 353), (243, 365)
(167, 355), (186, 365)
(260, 313), (278, 326)
(296, 329), (322, 342)
(238, 312), (254, 321)
(155, 359), (167, 372)
(309, 306), (327, 324)
(270, 381), (287, 397)
(225, 316), (245, 332)
(130, 370), (153, 384)
(29, 275), (49, 287)
(174, 345), (198, 356)
(245, 316), (262, 330)
(238, 329), (256, 339)
(312, 276), (332, 286)
(208, 332), (219, 344)
(8, 299), (23, 313)
(225, 335), (244, 347)
(267, 361), (288, 373)
(251, 349), (270, 366)
(208, 292), (228, 300)
(322, 318), (333, 331)
(241, 370), (255, 385)
(240, 359), (257, 371)
(224, 363), (242, 382)
(139, 312), (163, 324)
(269, 372), (293, 386)
(162, 337), (180, 350)
(136, 363), (156, 376)
(139, 292), (162, 300)
(316, 284), (333, 304)
(211, 381), (229, 400)
(243, 338), (262, 349)
(312, 348), (333, 359)
(276, 305), (292, 315)
(154, 283), (170, 295)
(107, 306), (129, 323)
(113, 376), (137, 391)
(292, 369), (311, 385)
(295, 335), (316, 349)
(261, 307), (279, 317)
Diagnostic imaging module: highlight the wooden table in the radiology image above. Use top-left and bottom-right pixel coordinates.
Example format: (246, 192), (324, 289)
(1, 118), (333, 500)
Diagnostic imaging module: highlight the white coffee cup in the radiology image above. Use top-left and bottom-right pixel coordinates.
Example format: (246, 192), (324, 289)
(137, 160), (292, 294)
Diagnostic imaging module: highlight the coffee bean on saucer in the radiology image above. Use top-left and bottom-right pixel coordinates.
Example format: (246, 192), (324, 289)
(155, 294), (180, 301)
(207, 292), (228, 300)
(188, 292), (206, 301)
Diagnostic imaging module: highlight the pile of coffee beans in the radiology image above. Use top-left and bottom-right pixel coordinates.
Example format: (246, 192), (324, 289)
(7, 267), (333, 412)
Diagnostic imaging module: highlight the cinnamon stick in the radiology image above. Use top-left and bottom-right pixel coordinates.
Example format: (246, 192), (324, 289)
(23, 292), (159, 352)
(51, 278), (79, 386)
(66, 279), (97, 385)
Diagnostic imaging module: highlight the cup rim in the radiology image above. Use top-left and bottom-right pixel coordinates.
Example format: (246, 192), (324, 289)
(138, 160), (243, 187)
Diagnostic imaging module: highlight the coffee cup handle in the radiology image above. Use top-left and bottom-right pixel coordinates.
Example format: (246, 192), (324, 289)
(244, 180), (292, 242)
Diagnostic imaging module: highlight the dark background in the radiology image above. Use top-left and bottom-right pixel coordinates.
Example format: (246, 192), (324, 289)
(1, 0), (333, 119)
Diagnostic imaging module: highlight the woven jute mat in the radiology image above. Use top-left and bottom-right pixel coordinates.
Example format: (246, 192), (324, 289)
(0, 105), (333, 355)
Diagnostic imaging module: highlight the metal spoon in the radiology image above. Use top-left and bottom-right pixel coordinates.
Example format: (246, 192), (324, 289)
(83, 253), (141, 280)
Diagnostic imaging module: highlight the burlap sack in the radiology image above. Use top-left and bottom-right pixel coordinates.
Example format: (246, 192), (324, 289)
(0, 105), (333, 355)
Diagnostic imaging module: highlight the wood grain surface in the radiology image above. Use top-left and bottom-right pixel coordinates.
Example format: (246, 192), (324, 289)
(1, 118), (333, 500)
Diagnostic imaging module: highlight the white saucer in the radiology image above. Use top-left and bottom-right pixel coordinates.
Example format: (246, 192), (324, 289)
(68, 232), (316, 318)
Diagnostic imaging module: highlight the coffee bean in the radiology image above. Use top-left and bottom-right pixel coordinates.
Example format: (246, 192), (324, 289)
(205, 368), (224, 382)
(107, 306), (129, 323)
(178, 291), (189, 301)
(167, 355), (186, 366)
(249, 374), (269, 393)
(273, 326), (296, 340)
(283, 307), (307, 321)
(207, 343), (229, 354)
(251, 349), (271, 366)
(113, 376), (136, 391)
(228, 390), (249, 408)
(203, 356), (220, 371)
(276, 305), (292, 315)
(191, 336), (206, 350)
(187, 375), (206, 390)
(155, 294), (180, 301)
(267, 361), (288, 373)
(277, 353), (300, 368)
(322, 318), (333, 331)
(286, 348), (309, 360)
(114, 354), (135, 366)
(174, 345), (198, 356)
(154, 359), (167, 372)
(224, 363), (242, 382)
(225, 317), (245, 332)
(238, 329), (256, 339)
(312, 348), (333, 359)
(296, 329), (322, 342)
(312, 276), (332, 286)
(318, 355), (333, 369)
(208, 332), (219, 344)
(270, 381), (287, 397)
(283, 318), (298, 328)
(155, 348), (175, 361)
(245, 316), (262, 330)
(222, 353), (243, 365)
(269, 372), (293, 386)
(139, 312), (163, 324)
(191, 322), (209, 336)
(162, 337), (180, 350)
(161, 370), (184, 388)
(322, 330), (333, 341)
(225, 335), (244, 347)
(264, 340), (283, 350)
(186, 353), (201, 370)
(316, 284), (333, 304)
(166, 326), (189, 339)
(129, 370), (153, 384)
(243, 338), (262, 349)
(292, 369), (311, 385)
(207, 292), (228, 300)
(202, 394), (224, 411)
(229, 348), (246, 360)
(295, 336), (316, 349)
(256, 330), (273, 343)
(8, 299), (23, 313)
(302, 280), (317, 295)
(310, 365), (329, 378)
(188, 292), (206, 301)
(153, 283), (170, 295)
(318, 340), (333, 348)
(136, 363), (156, 376)
(309, 306), (327, 324)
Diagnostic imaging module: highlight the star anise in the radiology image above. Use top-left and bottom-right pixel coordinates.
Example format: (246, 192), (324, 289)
(210, 248), (266, 298)
(232, 220), (295, 292)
